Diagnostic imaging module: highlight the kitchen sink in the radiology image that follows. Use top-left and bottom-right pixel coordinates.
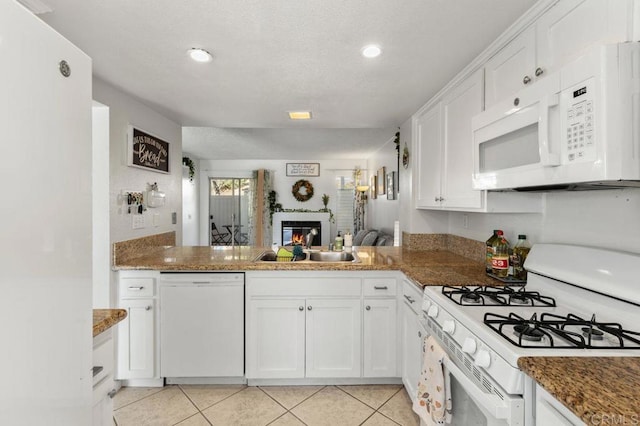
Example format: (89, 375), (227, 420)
(308, 251), (356, 262)
(254, 250), (359, 263)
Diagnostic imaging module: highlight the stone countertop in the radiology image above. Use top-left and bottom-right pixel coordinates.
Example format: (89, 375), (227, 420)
(113, 245), (501, 287)
(518, 357), (640, 425)
(93, 309), (127, 337)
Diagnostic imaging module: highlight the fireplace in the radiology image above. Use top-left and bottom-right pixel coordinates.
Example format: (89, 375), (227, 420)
(282, 221), (321, 246)
(272, 212), (331, 247)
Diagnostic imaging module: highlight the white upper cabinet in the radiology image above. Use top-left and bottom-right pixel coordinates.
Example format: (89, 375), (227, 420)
(441, 69), (485, 210)
(414, 68), (482, 211)
(485, 0), (634, 107)
(485, 27), (536, 108)
(414, 102), (443, 209)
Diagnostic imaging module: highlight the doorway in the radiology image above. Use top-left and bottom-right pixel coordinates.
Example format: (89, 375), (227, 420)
(209, 177), (253, 245)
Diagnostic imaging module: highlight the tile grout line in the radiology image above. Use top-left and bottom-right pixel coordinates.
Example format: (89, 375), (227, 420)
(112, 386), (169, 412)
(175, 385), (213, 426)
(177, 384), (248, 413)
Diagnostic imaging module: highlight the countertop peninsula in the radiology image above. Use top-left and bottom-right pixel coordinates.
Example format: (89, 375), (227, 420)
(93, 308), (127, 337)
(112, 245), (500, 287)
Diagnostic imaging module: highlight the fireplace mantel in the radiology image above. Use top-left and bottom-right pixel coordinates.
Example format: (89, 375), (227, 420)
(272, 212), (331, 246)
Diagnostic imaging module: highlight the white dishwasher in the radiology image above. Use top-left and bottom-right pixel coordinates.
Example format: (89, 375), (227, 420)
(159, 273), (244, 380)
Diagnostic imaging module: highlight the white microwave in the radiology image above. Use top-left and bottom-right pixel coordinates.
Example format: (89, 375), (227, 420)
(472, 42), (640, 191)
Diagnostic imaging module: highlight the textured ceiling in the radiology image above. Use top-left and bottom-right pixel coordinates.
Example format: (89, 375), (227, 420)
(39, 0), (536, 159)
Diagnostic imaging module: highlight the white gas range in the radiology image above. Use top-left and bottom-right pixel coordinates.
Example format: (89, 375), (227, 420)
(420, 244), (640, 426)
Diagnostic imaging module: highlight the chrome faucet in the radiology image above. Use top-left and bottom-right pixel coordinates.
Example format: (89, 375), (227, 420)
(305, 228), (318, 249)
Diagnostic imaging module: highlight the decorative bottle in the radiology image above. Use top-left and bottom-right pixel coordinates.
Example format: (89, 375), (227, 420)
(491, 231), (510, 278)
(485, 230), (500, 273)
(511, 235), (531, 280)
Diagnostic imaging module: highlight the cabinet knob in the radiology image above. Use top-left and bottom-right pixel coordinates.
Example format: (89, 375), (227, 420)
(145, 305), (152, 311)
(366, 305), (371, 311)
(108, 389), (117, 399)
(418, 331), (422, 338)
(307, 306), (312, 311)
(514, 97), (520, 107)
(522, 75), (531, 84)
(535, 67), (544, 77)
(299, 306), (304, 311)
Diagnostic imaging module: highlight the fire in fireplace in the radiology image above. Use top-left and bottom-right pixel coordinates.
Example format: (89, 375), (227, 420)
(282, 221), (321, 246)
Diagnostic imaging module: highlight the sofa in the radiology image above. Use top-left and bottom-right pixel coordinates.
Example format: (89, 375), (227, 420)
(352, 229), (394, 246)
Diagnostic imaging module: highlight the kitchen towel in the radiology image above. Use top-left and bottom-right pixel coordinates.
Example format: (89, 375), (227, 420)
(412, 335), (452, 426)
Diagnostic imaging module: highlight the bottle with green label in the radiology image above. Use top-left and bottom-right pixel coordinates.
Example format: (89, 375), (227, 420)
(511, 234), (531, 280)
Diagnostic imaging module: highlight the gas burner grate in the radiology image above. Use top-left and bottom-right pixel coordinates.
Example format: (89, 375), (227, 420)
(442, 285), (556, 307)
(483, 312), (640, 349)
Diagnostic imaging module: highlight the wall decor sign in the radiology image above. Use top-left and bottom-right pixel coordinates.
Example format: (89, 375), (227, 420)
(377, 167), (386, 195)
(128, 125), (170, 173)
(286, 163), (320, 177)
(387, 171), (397, 200)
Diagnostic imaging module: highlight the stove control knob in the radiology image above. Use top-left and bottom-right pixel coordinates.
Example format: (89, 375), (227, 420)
(443, 320), (456, 334)
(421, 299), (431, 312)
(462, 338), (477, 354)
(427, 305), (439, 318)
(474, 350), (491, 369)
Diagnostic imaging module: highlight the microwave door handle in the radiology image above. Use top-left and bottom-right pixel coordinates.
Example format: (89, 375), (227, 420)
(538, 93), (561, 166)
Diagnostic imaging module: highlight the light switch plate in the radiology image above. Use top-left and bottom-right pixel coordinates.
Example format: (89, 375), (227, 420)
(132, 215), (145, 229)
(171, 212), (177, 224)
(153, 213), (160, 227)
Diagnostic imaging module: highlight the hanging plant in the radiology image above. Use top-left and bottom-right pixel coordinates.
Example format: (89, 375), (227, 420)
(182, 156), (195, 182)
(291, 179), (314, 202)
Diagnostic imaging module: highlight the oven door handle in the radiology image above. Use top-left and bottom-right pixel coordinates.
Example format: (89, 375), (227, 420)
(443, 357), (523, 425)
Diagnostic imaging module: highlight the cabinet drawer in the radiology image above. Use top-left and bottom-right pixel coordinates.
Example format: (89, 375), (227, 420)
(119, 277), (155, 298)
(363, 278), (397, 296)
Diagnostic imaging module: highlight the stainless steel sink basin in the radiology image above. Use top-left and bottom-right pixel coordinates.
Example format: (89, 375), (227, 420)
(308, 251), (356, 262)
(254, 250), (359, 262)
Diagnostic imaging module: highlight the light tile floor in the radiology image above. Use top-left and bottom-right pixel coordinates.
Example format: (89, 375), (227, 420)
(113, 384), (419, 426)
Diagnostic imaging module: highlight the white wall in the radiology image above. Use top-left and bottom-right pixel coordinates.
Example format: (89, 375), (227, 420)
(197, 159), (364, 245)
(93, 78), (183, 246)
(367, 135), (400, 234)
(448, 188), (640, 253)
(181, 154), (199, 246)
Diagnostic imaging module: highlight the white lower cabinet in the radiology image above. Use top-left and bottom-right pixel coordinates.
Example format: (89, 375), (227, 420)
(306, 298), (361, 378)
(93, 329), (116, 426)
(401, 280), (424, 402)
(116, 271), (160, 384)
(246, 271), (399, 382)
(535, 384), (584, 425)
(248, 298), (306, 379)
(363, 298), (397, 377)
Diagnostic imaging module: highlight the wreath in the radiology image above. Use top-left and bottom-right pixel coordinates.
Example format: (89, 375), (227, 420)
(291, 179), (314, 202)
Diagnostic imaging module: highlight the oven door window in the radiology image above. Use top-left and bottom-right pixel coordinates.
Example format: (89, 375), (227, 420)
(450, 375), (509, 426)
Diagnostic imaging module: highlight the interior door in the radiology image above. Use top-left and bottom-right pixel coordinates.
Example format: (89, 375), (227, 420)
(209, 177), (253, 245)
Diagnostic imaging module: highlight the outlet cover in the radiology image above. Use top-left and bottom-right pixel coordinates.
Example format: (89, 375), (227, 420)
(171, 212), (177, 224)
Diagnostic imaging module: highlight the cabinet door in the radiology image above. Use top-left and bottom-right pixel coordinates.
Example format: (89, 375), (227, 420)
(363, 298), (398, 378)
(414, 102), (443, 209)
(536, 0), (631, 76)
(485, 26), (536, 108)
(441, 69), (484, 209)
(246, 299), (306, 379)
(117, 299), (155, 380)
(306, 298), (362, 378)
(401, 302), (423, 403)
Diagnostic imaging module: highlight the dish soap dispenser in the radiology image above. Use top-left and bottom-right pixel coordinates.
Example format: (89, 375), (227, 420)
(334, 232), (343, 251)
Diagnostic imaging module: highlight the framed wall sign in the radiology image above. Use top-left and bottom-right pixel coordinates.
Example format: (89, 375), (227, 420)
(377, 167), (386, 195)
(128, 125), (170, 173)
(286, 163), (320, 177)
(387, 171), (397, 200)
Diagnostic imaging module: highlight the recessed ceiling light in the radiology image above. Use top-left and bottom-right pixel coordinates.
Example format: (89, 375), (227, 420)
(288, 111), (312, 120)
(361, 44), (382, 58)
(188, 48), (213, 63)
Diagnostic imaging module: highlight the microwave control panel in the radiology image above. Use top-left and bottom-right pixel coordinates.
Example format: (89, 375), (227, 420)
(562, 78), (596, 164)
